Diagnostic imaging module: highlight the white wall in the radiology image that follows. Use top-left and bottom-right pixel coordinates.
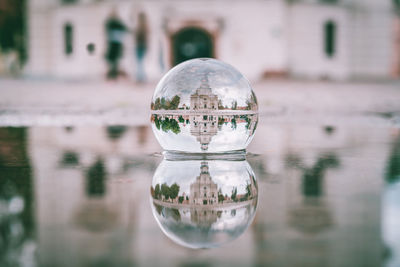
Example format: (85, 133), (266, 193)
(288, 3), (350, 80)
(347, 4), (394, 79)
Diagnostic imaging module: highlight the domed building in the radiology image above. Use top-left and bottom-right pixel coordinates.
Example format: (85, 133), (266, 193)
(189, 162), (218, 205)
(26, 0), (399, 81)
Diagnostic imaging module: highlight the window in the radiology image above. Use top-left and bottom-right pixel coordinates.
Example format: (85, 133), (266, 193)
(204, 104), (207, 108)
(61, 151), (79, 166)
(324, 21), (336, 58)
(61, 0), (78, 4)
(61, 0), (78, 5)
(203, 115), (208, 120)
(320, 0), (338, 3)
(64, 23), (73, 56)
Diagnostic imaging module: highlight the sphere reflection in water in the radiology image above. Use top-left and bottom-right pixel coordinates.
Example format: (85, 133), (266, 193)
(150, 58), (258, 153)
(150, 158), (258, 249)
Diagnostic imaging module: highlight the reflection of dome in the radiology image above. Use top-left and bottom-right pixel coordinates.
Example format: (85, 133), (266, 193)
(151, 198), (257, 249)
(150, 157), (258, 248)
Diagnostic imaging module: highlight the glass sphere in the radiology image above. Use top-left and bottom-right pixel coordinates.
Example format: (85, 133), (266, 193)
(150, 158), (258, 249)
(150, 58), (258, 153)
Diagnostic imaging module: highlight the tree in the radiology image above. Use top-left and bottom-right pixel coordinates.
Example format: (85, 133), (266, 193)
(169, 119), (181, 134)
(231, 187), (237, 202)
(245, 98), (255, 110)
(244, 115), (251, 130)
(161, 117), (170, 132)
(155, 184), (161, 199)
(169, 183), (180, 201)
(169, 95), (181, 110)
(161, 97), (167, 109)
(218, 99), (224, 109)
(161, 183), (170, 200)
(178, 196), (184, 203)
(159, 117), (181, 134)
(86, 158), (106, 197)
(154, 116), (161, 130)
(218, 117), (225, 126)
(231, 117), (237, 130)
(232, 100), (238, 110)
(154, 98), (161, 110)
(218, 189), (224, 203)
(245, 182), (252, 199)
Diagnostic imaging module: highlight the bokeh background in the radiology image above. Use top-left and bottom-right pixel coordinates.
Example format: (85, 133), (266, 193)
(1, 0), (400, 81)
(1, 1), (400, 267)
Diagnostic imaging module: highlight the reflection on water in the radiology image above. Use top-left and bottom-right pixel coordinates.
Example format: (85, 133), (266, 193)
(383, 131), (400, 267)
(386, 134), (400, 184)
(286, 153), (339, 234)
(85, 158), (106, 197)
(286, 153), (339, 198)
(0, 124), (398, 266)
(15, 125), (159, 266)
(0, 128), (35, 267)
(150, 158), (257, 249)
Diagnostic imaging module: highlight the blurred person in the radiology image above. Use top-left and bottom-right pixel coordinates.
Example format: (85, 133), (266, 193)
(133, 12), (148, 83)
(104, 10), (127, 80)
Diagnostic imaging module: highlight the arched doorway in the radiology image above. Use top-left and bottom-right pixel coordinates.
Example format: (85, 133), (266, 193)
(171, 27), (214, 66)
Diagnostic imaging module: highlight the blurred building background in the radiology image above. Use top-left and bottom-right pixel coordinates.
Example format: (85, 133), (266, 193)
(1, 0), (400, 81)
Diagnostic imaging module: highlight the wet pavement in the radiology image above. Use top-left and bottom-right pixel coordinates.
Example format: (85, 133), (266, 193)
(0, 79), (399, 266)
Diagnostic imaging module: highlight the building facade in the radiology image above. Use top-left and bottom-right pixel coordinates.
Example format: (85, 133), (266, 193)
(189, 162), (218, 205)
(190, 115), (218, 151)
(189, 77), (219, 150)
(26, 0), (398, 81)
(190, 76), (218, 111)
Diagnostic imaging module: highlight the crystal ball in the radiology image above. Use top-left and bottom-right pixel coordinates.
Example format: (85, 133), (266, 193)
(150, 58), (258, 153)
(150, 158), (258, 249)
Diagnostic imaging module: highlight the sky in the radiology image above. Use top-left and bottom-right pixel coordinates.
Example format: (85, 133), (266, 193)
(153, 58), (255, 108)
